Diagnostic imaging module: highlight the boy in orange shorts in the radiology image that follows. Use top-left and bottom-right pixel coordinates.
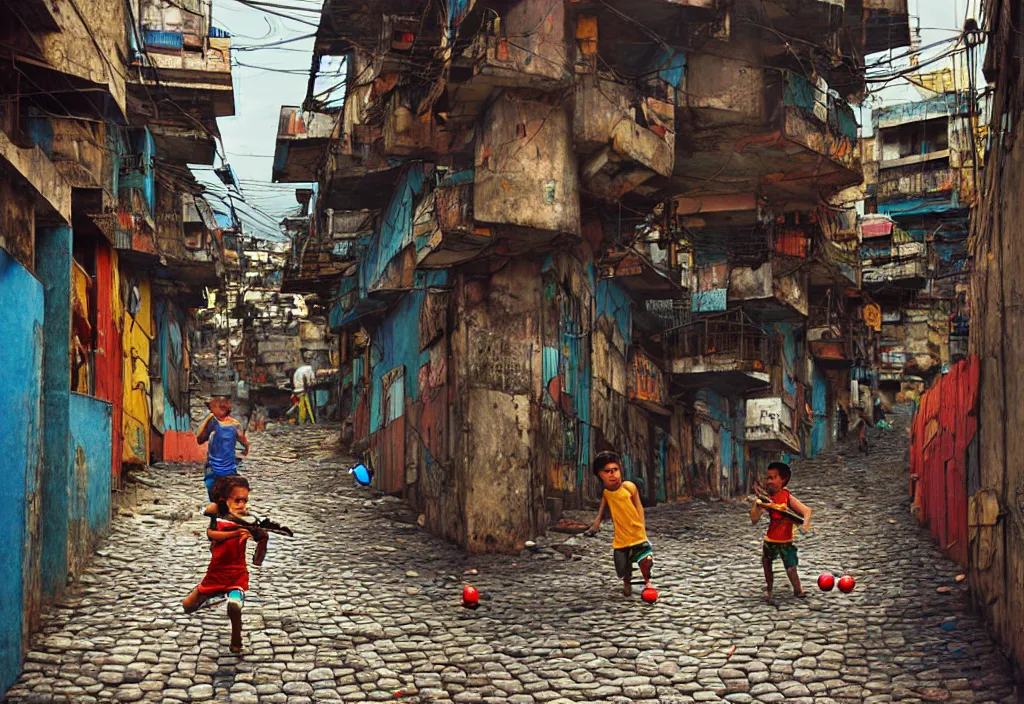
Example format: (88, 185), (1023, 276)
(587, 451), (653, 596)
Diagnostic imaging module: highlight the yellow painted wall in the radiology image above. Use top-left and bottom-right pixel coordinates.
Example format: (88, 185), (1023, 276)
(121, 277), (152, 465)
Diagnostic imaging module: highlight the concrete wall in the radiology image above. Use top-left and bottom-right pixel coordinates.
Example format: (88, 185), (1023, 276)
(474, 92), (580, 235)
(67, 394), (113, 583)
(0, 248), (44, 695)
(37, 224), (73, 599)
(968, 16), (1024, 673)
(38, 0), (128, 116)
(454, 261), (544, 553)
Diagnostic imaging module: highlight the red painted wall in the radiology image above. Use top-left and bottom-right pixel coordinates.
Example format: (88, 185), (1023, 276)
(93, 243), (123, 485)
(909, 356), (978, 567)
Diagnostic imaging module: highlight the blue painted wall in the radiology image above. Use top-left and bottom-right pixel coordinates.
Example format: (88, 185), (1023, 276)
(0, 249), (44, 694)
(368, 270), (448, 434)
(810, 362), (829, 457)
(776, 322), (799, 398)
(595, 279), (632, 345)
(69, 394), (113, 539)
(361, 164), (429, 294)
(37, 225), (73, 599)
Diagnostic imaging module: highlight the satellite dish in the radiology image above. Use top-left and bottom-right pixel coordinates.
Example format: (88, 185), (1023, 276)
(349, 463), (373, 487)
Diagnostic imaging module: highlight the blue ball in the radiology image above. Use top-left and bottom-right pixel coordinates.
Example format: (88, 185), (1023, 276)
(350, 463), (373, 486)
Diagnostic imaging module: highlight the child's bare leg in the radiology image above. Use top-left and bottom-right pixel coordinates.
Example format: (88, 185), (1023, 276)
(226, 590), (244, 652)
(182, 587), (203, 614)
(638, 556), (653, 588)
(622, 576), (631, 596)
(762, 559), (774, 601)
(786, 567), (805, 596)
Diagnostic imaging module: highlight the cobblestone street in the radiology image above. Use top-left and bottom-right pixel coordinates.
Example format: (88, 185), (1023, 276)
(3, 416), (1018, 704)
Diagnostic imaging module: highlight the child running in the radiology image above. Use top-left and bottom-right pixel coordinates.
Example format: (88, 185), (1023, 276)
(751, 461), (812, 602)
(182, 475), (268, 653)
(587, 451), (654, 596)
(197, 396), (250, 501)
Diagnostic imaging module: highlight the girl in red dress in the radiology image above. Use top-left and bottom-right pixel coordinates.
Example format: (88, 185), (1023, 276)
(182, 475), (268, 653)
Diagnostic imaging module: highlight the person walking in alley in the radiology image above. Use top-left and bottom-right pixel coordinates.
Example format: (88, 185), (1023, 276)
(587, 451), (655, 597)
(182, 475), (268, 653)
(849, 407), (870, 454)
(197, 397), (249, 501)
(751, 461), (812, 603)
(292, 360), (317, 425)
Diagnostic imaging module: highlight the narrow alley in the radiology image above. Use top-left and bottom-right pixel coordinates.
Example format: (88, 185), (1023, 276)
(3, 418), (1016, 704)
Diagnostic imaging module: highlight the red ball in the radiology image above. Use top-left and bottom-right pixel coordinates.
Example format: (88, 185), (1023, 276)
(462, 585), (480, 608)
(641, 587), (659, 604)
(817, 574), (835, 591)
(838, 575), (856, 593)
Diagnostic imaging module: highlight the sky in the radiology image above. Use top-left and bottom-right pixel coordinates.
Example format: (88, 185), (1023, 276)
(191, 0), (323, 239)
(198, 0), (984, 237)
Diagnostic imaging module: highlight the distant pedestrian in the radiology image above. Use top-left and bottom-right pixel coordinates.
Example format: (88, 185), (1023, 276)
(197, 397), (249, 501)
(751, 461), (812, 602)
(292, 361), (317, 425)
(852, 408), (870, 454)
(182, 475), (268, 653)
(587, 451), (655, 597)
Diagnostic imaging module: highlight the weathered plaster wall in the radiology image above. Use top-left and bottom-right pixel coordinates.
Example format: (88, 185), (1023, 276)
(969, 62), (1024, 676)
(454, 261), (543, 553)
(37, 225), (72, 599)
(0, 177), (35, 272)
(591, 279), (630, 461)
(0, 130), (72, 228)
(474, 92), (580, 235)
(0, 249), (44, 695)
(67, 393), (113, 584)
(39, 0), (127, 116)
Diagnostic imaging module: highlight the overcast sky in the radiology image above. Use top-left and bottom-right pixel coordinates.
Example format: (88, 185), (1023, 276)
(197, 0), (983, 236)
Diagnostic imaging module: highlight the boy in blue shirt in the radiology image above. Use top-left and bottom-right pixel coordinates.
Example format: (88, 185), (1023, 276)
(197, 397), (250, 501)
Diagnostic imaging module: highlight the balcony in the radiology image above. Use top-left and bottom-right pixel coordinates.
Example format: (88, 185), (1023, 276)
(445, 0), (571, 124)
(281, 210), (364, 296)
(664, 309), (774, 394)
(473, 91), (580, 236)
(806, 298), (853, 365)
(745, 396), (801, 454)
(416, 171), (493, 269)
(273, 107), (336, 183)
(574, 76), (675, 202)
(673, 68), (861, 202)
(807, 324), (853, 366)
(861, 241), (928, 288)
(739, 0), (845, 46)
(728, 259), (809, 321)
(128, 4), (234, 164)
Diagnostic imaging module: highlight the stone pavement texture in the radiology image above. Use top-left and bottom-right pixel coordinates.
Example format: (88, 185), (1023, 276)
(3, 416), (1018, 704)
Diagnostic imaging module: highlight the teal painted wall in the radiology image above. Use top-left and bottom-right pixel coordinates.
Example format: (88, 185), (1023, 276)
(69, 394), (113, 540)
(37, 225), (72, 599)
(0, 248), (44, 694)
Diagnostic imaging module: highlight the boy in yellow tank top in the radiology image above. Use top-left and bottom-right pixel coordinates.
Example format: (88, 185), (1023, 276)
(587, 451), (654, 596)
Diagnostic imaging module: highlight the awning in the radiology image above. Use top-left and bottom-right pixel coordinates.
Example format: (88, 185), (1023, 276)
(330, 297), (386, 330)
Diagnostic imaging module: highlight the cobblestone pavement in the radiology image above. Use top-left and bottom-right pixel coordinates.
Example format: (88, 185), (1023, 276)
(4, 415), (1018, 704)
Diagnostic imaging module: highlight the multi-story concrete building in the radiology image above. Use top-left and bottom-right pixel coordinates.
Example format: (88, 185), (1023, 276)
(0, 0), (233, 690)
(273, 0), (911, 552)
(860, 90), (982, 401)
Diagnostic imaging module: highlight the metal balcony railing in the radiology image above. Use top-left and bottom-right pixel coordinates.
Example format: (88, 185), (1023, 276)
(664, 309), (777, 367)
